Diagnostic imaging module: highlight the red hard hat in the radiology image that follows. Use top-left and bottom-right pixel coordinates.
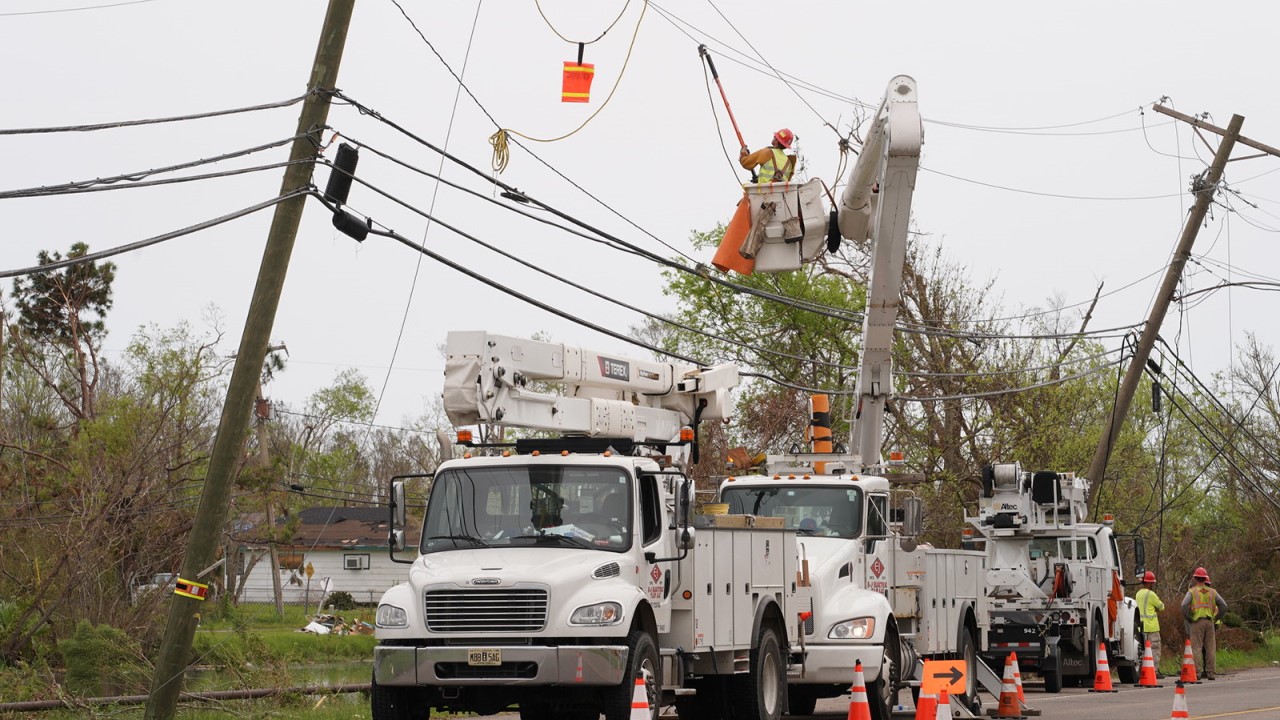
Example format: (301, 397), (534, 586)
(1193, 566), (1210, 580)
(773, 128), (795, 149)
(1142, 571), (1156, 583)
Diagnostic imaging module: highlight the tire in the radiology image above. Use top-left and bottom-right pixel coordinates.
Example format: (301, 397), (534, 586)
(867, 626), (900, 720)
(1088, 617), (1104, 684)
(732, 624), (785, 720)
(959, 625), (979, 712)
(604, 630), (661, 720)
(370, 673), (429, 720)
(1041, 657), (1063, 694)
(786, 685), (820, 716)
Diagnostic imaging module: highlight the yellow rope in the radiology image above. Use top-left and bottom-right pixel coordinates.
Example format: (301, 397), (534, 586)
(490, 0), (648, 173)
(534, 0), (631, 45)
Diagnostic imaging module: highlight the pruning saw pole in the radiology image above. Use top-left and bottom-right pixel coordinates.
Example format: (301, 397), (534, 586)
(699, 44), (748, 154)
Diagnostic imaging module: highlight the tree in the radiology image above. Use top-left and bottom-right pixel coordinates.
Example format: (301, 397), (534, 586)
(9, 242), (115, 421)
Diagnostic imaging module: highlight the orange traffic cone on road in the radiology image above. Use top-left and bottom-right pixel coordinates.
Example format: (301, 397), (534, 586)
(994, 654), (1026, 718)
(1136, 641), (1162, 688)
(913, 690), (937, 720)
(1169, 681), (1190, 719)
(1089, 641), (1118, 693)
(846, 660), (872, 720)
(933, 689), (952, 720)
(629, 675), (650, 720)
(1010, 653), (1026, 706)
(1179, 639), (1201, 684)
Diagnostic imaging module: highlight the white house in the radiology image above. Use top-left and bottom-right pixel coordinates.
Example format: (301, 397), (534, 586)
(234, 506), (420, 606)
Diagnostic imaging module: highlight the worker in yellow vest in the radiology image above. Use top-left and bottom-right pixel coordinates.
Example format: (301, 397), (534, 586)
(1181, 566), (1228, 680)
(1134, 570), (1165, 675)
(740, 128), (797, 183)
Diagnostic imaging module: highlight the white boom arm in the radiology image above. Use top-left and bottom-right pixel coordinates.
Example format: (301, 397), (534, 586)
(442, 331), (739, 443)
(837, 76), (922, 469)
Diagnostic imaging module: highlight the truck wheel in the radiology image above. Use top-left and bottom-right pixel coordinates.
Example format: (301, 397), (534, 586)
(604, 630), (661, 720)
(957, 626), (980, 713)
(370, 673), (429, 720)
(1041, 659), (1063, 694)
(732, 624), (785, 720)
(786, 686), (820, 716)
(868, 626), (900, 720)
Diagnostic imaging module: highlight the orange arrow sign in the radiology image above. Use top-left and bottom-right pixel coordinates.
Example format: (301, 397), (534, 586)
(921, 659), (968, 694)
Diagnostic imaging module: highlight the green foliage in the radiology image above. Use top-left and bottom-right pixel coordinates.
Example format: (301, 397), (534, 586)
(57, 620), (149, 696)
(326, 591), (357, 610)
(10, 242), (115, 346)
(1224, 611), (1245, 628)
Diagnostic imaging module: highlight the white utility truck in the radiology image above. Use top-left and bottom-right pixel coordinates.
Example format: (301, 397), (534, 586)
(372, 331), (811, 720)
(966, 463), (1145, 692)
(719, 75), (985, 718)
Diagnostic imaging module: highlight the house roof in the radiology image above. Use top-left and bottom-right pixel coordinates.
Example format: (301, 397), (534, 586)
(242, 505), (420, 550)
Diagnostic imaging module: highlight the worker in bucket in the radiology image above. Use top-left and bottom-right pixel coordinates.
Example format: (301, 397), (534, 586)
(1134, 570), (1166, 675)
(1181, 566), (1228, 680)
(740, 128), (797, 183)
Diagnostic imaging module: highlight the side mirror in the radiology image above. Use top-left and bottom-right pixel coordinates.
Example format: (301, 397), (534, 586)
(392, 481), (407, 532)
(1132, 536), (1146, 579)
(390, 529), (406, 552)
(901, 496), (923, 537)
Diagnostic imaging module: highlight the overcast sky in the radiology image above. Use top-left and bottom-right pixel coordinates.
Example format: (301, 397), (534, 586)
(4, 0), (1279, 434)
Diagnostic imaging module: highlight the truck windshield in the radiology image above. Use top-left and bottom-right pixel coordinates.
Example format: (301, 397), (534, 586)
(720, 485), (863, 538)
(422, 465), (632, 554)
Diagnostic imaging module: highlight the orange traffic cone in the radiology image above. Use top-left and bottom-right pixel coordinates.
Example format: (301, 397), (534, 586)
(994, 654), (1026, 718)
(1089, 641), (1118, 693)
(629, 675), (649, 720)
(846, 661), (873, 720)
(933, 689), (951, 720)
(1169, 681), (1190, 719)
(1010, 653), (1026, 706)
(1179, 639), (1201, 684)
(913, 690), (937, 720)
(1136, 641), (1162, 688)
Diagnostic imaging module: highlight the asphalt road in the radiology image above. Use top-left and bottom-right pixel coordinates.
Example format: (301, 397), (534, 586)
(473, 667), (1280, 720)
(800, 666), (1280, 719)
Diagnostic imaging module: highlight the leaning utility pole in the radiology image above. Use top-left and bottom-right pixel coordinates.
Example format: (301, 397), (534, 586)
(1086, 112), (1245, 492)
(143, 2), (354, 718)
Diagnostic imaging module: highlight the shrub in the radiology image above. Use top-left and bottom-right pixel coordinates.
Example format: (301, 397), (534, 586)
(326, 591), (356, 611)
(58, 620), (149, 696)
(1223, 611), (1244, 628)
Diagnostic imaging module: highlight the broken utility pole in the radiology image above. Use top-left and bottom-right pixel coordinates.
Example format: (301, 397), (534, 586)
(1087, 106), (1280, 495)
(143, 2), (354, 718)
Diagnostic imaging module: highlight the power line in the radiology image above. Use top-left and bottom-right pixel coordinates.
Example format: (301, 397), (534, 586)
(0, 93), (311, 135)
(0, 0), (159, 16)
(0, 159), (306, 200)
(0, 189), (310, 279)
(896, 356), (1124, 402)
(0, 135), (303, 199)
(920, 165), (1184, 202)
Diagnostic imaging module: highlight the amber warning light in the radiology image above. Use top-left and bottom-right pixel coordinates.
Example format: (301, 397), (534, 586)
(456, 429), (473, 444)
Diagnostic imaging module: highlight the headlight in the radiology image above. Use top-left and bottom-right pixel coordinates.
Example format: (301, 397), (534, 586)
(376, 603), (408, 628)
(570, 602), (624, 626)
(829, 617), (876, 640)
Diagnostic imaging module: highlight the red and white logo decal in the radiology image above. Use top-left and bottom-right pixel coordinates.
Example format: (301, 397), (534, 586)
(650, 565), (663, 582)
(870, 558), (885, 578)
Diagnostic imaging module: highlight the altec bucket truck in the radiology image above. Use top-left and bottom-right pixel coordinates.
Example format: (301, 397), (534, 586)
(371, 331), (811, 720)
(714, 76), (987, 719)
(965, 463), (1146, 692)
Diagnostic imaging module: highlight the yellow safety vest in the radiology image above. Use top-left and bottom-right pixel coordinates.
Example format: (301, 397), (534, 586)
(756, 148), (794, 183)
(1135, 587), (1163, 632)
(1189, 586), (1217, 621)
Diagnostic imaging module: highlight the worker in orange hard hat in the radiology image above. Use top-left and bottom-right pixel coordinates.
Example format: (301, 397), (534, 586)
(1134, 570), (1165, 674)
(1181, 566), (1227, 680)
(740, 128), (798, 183)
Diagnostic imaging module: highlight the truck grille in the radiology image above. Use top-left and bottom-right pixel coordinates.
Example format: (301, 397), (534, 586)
(424, 589), (549, 632)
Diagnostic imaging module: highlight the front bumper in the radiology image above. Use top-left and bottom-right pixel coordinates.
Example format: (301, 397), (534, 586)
(793, 643), (886, 684)
(374, 644), (630, 687)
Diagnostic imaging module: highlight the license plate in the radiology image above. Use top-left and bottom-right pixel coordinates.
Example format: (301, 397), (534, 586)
(468, 648), (501, 666)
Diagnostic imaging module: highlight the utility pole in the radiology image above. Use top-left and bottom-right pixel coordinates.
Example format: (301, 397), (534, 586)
(1086, 112), (1245, 492)
(143, 2), (354, 718)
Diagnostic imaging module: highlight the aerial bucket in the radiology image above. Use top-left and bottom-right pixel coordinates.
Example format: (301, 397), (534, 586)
(712, 178), (829, 275)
